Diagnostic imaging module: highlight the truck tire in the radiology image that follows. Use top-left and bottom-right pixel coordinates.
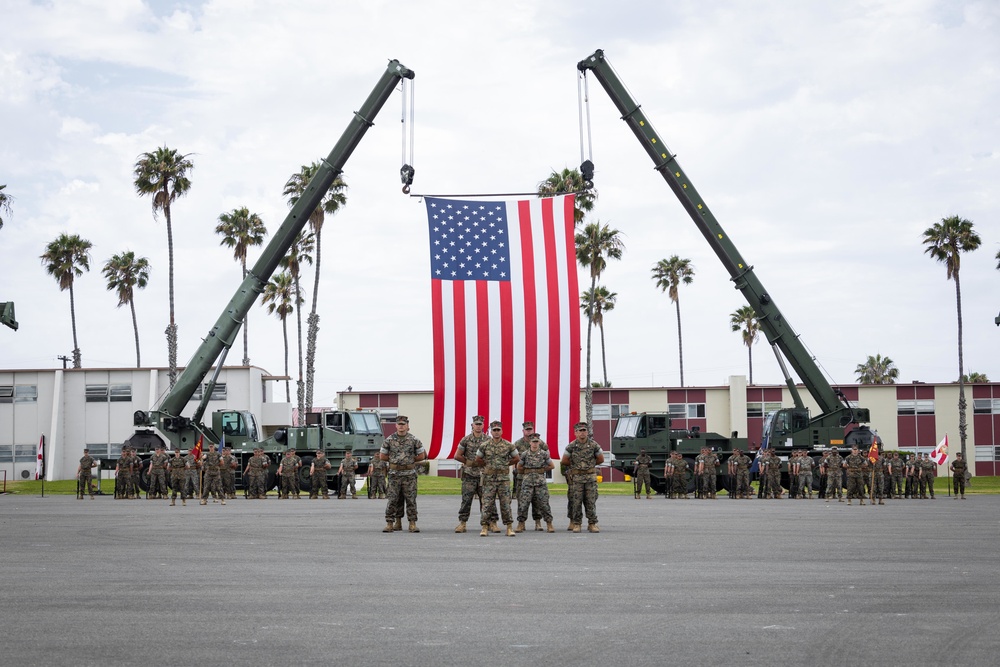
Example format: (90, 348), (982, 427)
(137, 466), (151, 492)
(298, 456), (314, 493)
(684, 458), (698, 493)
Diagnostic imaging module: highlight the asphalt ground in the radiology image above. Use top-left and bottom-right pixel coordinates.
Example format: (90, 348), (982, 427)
(1, 492), (998, 667)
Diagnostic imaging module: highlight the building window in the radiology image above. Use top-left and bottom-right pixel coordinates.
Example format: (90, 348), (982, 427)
(190, 383), (227, 402)
(109, 384), (132, 402)
(0, 385), (38, 404)
(974, 446), (1000, 462)
(669, 403), (705, 419)
(85, 443), (123, 459)
(86, 385), (109, 402)
(897, 400), (934, 416)
(973, 399), (1000, 415)
(14, 445), (35, 462)
(747, 401), (783, 418)
(378, 408), (398, 423)
(0, 445), (12, 462)
(593, 404), (628, 420)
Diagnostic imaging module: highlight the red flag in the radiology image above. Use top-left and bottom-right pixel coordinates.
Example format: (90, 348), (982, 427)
(867, 439), (879, 463)
(425, 195), (581, 459)
(191, 434), (203, 460)
(35, 435), (44, 480)
(931, 434), (948, 465)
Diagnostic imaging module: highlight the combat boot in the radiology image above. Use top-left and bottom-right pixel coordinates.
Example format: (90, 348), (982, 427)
(393, 518), (403, 531)
(383, 521), (395, 533)
(878, 500), (884, 505)
(848, 499), (852, 505)
(455, 521), (467, 533)
(515, 521), (525, 533)
(506, 524), (515, 537)
(859, 500), (866, 506)
(635, 493), (640, 499)
(170, 498), (175, 506)
(571, 523), (581, 533)
(534, 520), (542, 531)
(408, 521), (419, 533)
(480, 525), (489, 537)
(200, 499), (207, 505)
(489, 521), (500, 534)
(546, 521), (555, 533)
(646, 494), (651, 499)
(182, 499), (186, 506)
(588, 523), (600, 533)
(221, 499), (226, 505)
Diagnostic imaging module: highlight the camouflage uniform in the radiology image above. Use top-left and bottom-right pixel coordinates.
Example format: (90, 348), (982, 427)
(200, 449), (224, 503)
(730, 453), (751, 499)
(889, 454), (905, 498)
(763, 451), (782, 499)
(182, 453), (200, 499)
(455, 430), (493, 525)
(920, 456), (936, 499)
(127, 449), (143, 498)
(694, 452), (706, 498)
(278, 452), (300, 499)
(368, 457), (387, 499)
(511, 434), (530, 501)
(824, 451), (844, 501)
(671, 454), (689, 499)
(564, 435), (602, 528)
(338, 454), (358, 499)
(475, 433), (518, 531)
(310, 452), (332, 499)
(950, 456), (968, 498)
(701, 451), (719, 499)
(147, 450), (170, 499)
(905, 456), (918, 498)
(798, 454), (815, 498)
(115, 452), (131, 499)
(843, 450), (867, 504)
(382, 427), (425, 525)
(220, 450), (237, 498)
(246, 451), (271, 499)
(516, 444), (552, 526)
(168, 453), (186, 503)
(77, 453), (97, 498)
(634, 452), (652, 498)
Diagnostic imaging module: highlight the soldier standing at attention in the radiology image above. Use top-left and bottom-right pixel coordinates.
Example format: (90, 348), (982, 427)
(182, 449), (200, 500)
(114, 449), (129, 500)
(368, 452), (387, 499)
(889, 452), (905, 499)
(515, 433), (554, 533)
(702, 447), (720, 499)
(277, 449), (299, 499)
(824, 448), (844, 503)
(244, 447), (270, 499)
(310, 450), (332, 499)
(634, 448), (652, 499)
(843, 445), (867, 506)
(729, 450), (751, 499)
(950, 452), (968, 499)
(381, 415), (426, 533)
(511, 421), (534, 503)
(454, 416), (491, 533)
(920, 452), (937, 499)
(147, 445), (170, 500)
(338, 449), (358, 499)
(220, 446), (238, 499)
(798, 452), (815, 499)
(77, 448), (97, 500)
(127, 447), (143, 499)
(168, 449), (187, 506)
(562, 422), (604, 532)
(200, 446), (225, 505)
(475, 421), (519, 537)
(764, 450), (782, 499)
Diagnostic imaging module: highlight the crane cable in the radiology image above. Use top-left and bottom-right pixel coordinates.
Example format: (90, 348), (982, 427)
(577, 69), (595, 188)
(400, 77), (416, 194)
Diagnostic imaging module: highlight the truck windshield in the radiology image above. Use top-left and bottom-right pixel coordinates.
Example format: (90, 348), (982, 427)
(614, 415), (641, 438)
(349, 412), (382, 435)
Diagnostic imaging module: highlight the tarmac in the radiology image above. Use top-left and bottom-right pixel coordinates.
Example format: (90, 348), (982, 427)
(1, 491), (998, 667)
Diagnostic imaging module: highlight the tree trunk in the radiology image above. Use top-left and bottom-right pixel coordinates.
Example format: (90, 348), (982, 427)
(294, 276), (305, 426)
(282, 316), (290, 402)
(955, 270), (967, 461)
(599, 320), (608, 387)
(748, 344), (753, 385)
(164, 196), (177, 388)
(675, 297), (684, 387)
(68, 284), (81, 368)
(241, 260), (250, 366)
(130, 297), (141, 368)
(584, 275), (595, 428)
(305, 227), (322, 415)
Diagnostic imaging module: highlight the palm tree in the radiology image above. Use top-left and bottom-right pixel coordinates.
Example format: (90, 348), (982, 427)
(962, 372), (990, 383)
(580, 286), (618, 387)
(651, 256), (695, 387)
(922, 215), (981, 462)
(280, 230), (314, 425)
(283, 163), (348, 416)
(133, 146), (193, 388)
(215, 207), (267, 366)
(995, 249), (1000, 271)
(0, 184), (12, 230)
(262, 272), (298, 403)
(40, 233), (92, 368)
(537, 167), (597, 226)
(854, 354), (900, 384)
(730, 305), (760, 384)
(101, 251), (151, 368)
(576, 222), (624, 425)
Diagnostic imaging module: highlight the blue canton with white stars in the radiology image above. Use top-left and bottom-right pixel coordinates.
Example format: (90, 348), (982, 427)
(426, 198), (512, 282)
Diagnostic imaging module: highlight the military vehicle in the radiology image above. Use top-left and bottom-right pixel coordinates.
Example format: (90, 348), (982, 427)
(577, 50), (877, 492)
(126, 58), (415, 493)
(1, 302), (16, 331)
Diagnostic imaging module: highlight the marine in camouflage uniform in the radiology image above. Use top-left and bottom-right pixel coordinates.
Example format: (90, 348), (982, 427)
(905, 455), (918, 499)
(338, 450), (358, 499)
(368, 455), (387, 499)
(797, 452), (815, 499)
(561, 422), (604, 532)
(182, 451), (200, 499)
(919, 453), (936, 499)
(381, 415), (426, 533)
(454, 416), (492, 533)
(76, 449), (97, 499)
(516, 433), (554, 532)
(701, 448), (720, 499)
(511, 421), (534, 504)
(278, 449), (300, 499)
(310, 450), (332, 499)
(168, 450), (187, 506)
(115, 449), (131, 499)
(127, 448), (143, 499)
(670, 452), (690, 499)
(729, 450), (751, 499)
(694, 450), (706, 499)
(875, 453), (890, 504)
(950, 453), (968, 499)
(824, 448), (844, 502)
(763, 450), (782, 499)
(475, 420), (519, 537)
(147, 446), (170, 499)
(888, 452), (905, 499)
(200, 448), (225, 505)
(220, 447), (237, 499)
(634, 449), (652, 499)
(244, 448), (271, 499)
(842, 446), (867, 505)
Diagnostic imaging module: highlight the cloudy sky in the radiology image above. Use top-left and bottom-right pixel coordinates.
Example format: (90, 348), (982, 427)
(2, 0), (998, 407)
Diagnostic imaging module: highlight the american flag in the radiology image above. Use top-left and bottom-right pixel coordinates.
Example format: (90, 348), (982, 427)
(424, 194), (581, 460)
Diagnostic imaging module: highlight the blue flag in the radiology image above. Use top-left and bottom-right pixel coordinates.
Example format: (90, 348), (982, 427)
(749, 433), (769, 474)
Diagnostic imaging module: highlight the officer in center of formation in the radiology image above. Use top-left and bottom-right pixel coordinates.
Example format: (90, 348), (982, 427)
(146, 444), (170, 500)
(515, 432), (554, 533)
(200, 445), (225, 505)
(842, 445), (867, 505)
(381, 415), (426, 533)
(475, 420), (519, 537)
(633, 448), (652, 499)
(823, 447), (844, 502)
(728, 449), (751, 499)
(454, 415), (490, 534)
(950, 452), (968, 499)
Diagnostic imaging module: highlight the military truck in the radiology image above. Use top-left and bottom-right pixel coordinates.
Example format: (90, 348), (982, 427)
(126, 58), (415, 493)
(577, 50), (878, 492)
